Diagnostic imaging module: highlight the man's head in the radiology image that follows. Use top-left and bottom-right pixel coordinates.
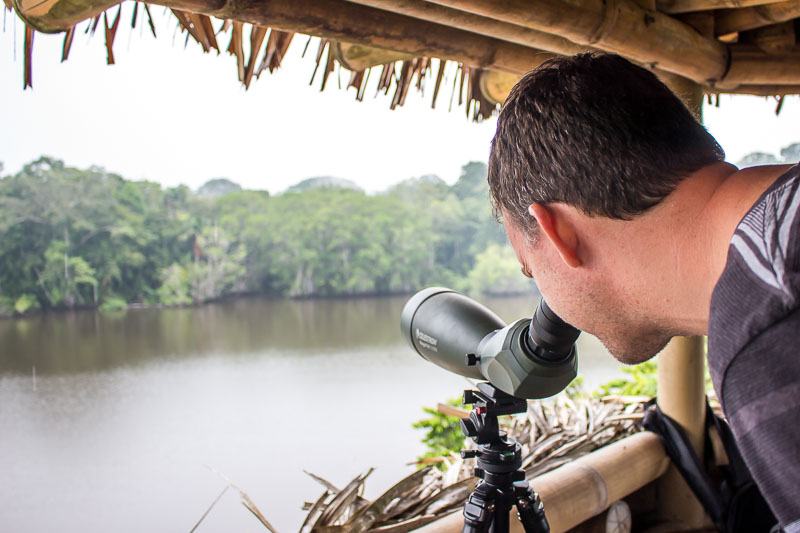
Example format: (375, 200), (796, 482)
(488, 53), (724, 363)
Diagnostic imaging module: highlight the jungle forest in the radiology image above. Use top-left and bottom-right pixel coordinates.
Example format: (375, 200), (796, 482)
(0, 157), (532, 316)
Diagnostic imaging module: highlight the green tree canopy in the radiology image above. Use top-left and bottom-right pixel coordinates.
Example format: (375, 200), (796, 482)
(196, 178), (243, 198)
(0, 158), (532, 315)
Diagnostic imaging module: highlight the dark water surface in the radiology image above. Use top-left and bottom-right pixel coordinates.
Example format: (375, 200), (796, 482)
(0, 295), (622, 533)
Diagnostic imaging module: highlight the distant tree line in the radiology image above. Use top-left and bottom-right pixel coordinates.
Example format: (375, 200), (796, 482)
(0, 157), (531, 316)
(736, 142), (800, 168)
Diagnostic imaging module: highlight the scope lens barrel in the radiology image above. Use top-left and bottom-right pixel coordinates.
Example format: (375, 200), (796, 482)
(528, 299), (580, 362)
(400, 287), (505, 380)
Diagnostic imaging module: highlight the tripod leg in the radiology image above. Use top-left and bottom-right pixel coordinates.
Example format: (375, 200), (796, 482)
(463, 483), (494, 533)
(514, 482), (550, 533)
(488, 504), (509, 533)
(467, 484), (514, 533)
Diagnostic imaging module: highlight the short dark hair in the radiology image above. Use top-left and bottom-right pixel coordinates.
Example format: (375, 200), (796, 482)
(488, 53), (724, 233)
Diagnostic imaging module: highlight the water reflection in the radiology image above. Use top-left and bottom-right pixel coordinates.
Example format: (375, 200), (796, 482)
(0, 295), (543, 375)
(0, 295), (622, 533)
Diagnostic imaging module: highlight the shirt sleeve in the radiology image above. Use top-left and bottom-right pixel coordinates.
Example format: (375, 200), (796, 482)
(720, 307), (800, 531)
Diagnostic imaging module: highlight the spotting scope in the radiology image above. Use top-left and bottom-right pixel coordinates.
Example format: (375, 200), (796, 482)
(400, 288), (580, 399)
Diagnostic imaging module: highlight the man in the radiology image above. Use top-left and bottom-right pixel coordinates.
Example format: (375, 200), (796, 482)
(488, 53), (799, 530)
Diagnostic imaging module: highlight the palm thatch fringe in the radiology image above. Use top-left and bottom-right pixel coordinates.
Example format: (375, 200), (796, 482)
(276, 395), (649, 532)
(4, 3), (500, 120)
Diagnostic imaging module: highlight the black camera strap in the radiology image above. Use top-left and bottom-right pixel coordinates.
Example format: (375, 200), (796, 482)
(643, 399), (778, 532)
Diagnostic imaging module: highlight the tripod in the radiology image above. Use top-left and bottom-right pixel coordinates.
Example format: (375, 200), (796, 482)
(459, 382), (550, 533)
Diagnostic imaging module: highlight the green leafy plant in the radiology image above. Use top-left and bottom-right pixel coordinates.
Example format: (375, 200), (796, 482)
(156, 264), (192, 306)
(564, 375), (588, 399)
(99, 296), (128, 313)
(413, 360), (724, 460)
(465, 243), (534, 296)
(594, 360), (658, 397)
(412, 397), (466, 470)
(13, 294), (40, 315)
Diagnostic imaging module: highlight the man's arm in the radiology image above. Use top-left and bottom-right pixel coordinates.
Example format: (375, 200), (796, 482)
(721, 307), (800, 531)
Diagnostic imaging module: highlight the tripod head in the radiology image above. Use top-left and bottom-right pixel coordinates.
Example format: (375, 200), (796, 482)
(460, 382), (527, 484)
(459, 383), (549, 533)
(461, 382), (527, 446)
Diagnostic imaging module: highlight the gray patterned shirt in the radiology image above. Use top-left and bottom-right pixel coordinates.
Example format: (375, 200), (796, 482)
(709, 164), (800, 531)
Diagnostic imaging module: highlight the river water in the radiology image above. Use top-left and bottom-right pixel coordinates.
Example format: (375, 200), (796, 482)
(0, 295), (623, 533)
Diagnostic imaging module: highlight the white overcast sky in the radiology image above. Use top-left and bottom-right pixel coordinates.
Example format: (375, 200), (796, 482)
(1, 11), (799, 193)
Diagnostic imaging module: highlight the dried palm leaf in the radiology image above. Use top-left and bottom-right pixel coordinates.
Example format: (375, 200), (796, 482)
(207, 395), (649, 531)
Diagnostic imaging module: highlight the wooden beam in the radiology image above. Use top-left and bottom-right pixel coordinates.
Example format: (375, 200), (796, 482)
(231, 0), (558, 74)
(478, 69), (520, 104)
(344, 0), (585, 56)
(13, 0), (221, 31)
(658, 0), (786, 14)
(332, 42), (411, 70)
(713, 83), (800, 93)
(677, 12), (716, 36)
(344, 0), (710, 95)
(15, 0), (555, 75)
(715, 0), (800, 35)
(470, 70), (800, 107)
(344, 1), (800, 90)
(423, 0), (729, 85)
(634, 0), (658, 10)
(15, 0), (800, 93)
(723, 45), (800, 85)
(750, 21), (796, 53)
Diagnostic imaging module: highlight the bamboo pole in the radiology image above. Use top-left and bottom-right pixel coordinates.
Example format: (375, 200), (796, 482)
(723, 45), (800, 86)
(343, 0), (585, 56)
(751, 21), (796, 53)
(469, 68), (800, 105)
(415, 432), (669, 533)
(715, 0), (800, 35)
(657, 0), (786, 14)
(332, 42), (412, 71)
(14, 0), (800, 92)
(677, 12), (716, 37)
(13, 0), (223, 28)
(633, 0), (657, 10)
(343, 0), (709, 97)
(423, 0), (729, 84)
(15, 0), (555, 75)
(21, 0), (724, 84)
(477, 74), (800, 104)
(713, 83), (800, 94)
(478, 70), (520, 104)
(656, 336), (708, 528)
(255, 2), (800, 88)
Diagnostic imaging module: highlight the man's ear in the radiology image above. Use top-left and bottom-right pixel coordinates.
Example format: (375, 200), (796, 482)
(528, 204), (582, 268)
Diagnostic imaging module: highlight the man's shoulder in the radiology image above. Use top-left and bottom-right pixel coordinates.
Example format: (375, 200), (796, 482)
(708, 164), (800, 395)
(729, 163), (800, 299)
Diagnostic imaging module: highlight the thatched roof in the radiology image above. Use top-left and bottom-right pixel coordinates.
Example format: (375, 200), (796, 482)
(7, 0), (800, 119)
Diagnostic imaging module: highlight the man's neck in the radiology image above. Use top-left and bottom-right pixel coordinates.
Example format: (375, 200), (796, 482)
(655, 162), (794, 334)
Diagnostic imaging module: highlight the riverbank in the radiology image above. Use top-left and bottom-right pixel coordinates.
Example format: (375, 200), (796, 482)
(0, 288), (537, 320)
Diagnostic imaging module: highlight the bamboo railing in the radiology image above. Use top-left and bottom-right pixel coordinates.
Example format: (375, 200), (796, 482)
(417, 432), (669, 533)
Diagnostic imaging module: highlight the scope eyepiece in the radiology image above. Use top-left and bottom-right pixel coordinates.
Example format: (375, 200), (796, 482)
(400, 288), (581, 399)
(526, 299), (580, 363)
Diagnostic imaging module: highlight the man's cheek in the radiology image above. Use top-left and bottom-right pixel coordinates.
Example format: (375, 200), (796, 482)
(530, 256), (559, 294)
